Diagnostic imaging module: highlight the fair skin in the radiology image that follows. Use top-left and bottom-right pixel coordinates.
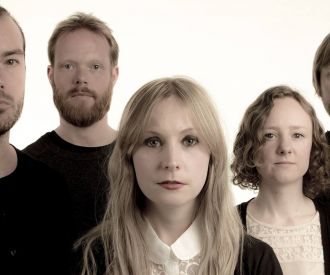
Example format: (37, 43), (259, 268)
(320, 64), (330, 116)
(133, 96), (210, 245)
(0, 14), (25, 178)
(48, 28), (118, 147)
(248, 97), (315, 226)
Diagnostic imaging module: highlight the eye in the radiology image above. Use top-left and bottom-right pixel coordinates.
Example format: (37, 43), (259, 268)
(264, 133), (276, 139)
(63, 63), (73, 70)
(6, 59), (19, 66)
(293, 133), (304, 138)
(144, 137), (162, 148)
(183, 135), (199, 146)
(92, 64), (101, 70)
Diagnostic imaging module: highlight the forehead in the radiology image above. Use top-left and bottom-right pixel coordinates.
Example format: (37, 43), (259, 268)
(265, 97), (312, 127)
(0, 15), (24, 53)
(146, 96), (195, 129)
(54, 28), (110, 60)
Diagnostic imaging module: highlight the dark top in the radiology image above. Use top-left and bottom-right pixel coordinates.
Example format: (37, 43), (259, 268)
(0, 147), (71, 275)
(238, 198), (330, 275)
(326, 131), (330, 145)
(23, 131), (115, 241)
(235, 235), (283, 275)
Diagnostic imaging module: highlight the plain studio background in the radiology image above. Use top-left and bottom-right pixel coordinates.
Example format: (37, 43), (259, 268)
(3, 0), (330, 204)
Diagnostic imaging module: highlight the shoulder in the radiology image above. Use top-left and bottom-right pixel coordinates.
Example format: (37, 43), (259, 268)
(15, 148), (68, 192)
(23, 131), (54, 154)
(237, 200), (250, 213)
(314, 192), (330, 210)
(236, 198), (254, 227)
(239, 235), (283, 275)
(17, 149), (60, 175)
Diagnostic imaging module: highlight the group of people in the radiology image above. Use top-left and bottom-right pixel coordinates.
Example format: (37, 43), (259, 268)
(0, 5), (329, 275)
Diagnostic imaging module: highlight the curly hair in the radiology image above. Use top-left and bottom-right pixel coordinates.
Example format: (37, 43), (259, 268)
(231, 85), (330, 198)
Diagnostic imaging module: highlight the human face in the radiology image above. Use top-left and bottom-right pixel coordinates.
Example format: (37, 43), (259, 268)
(132, 96), (210, 211)
(255, 97), (313, 188)
(48, 29), (118, 127)
(0, 15), (25, 136)
(320, 64), (330, 115)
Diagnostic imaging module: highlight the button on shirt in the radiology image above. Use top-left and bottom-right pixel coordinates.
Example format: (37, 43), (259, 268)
(144, 218), (202, 275)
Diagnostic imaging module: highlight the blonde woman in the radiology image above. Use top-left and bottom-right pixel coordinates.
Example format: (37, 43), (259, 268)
(232, 86), (330, 275)
(77, 77), (283, 275)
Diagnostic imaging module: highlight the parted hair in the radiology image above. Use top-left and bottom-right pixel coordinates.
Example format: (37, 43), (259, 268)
(0, 6), (25, 52)
(77, 76), (244, 275)
(231, 85), (330, 198)
(48, 12), (119, 67)
(313, 33), (330, 96)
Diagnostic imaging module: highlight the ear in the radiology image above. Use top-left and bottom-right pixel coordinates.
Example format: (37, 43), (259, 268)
(111, 66), (119, 86)
(47, 65), (54, 85)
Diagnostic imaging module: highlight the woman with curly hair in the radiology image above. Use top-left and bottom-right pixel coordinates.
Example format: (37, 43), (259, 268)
(231, 85), (330, 275)
(75, 76), (283, 275)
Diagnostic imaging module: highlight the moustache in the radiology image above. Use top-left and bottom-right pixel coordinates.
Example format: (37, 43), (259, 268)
(67, 87), (96, 98)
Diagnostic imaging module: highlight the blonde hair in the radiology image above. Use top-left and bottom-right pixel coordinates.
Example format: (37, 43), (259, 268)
(48, 12), (119, 67)
(231, 85), (330, 198)
(77, 76), (244, 275)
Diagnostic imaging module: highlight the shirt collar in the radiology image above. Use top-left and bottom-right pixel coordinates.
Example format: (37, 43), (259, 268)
(143, 218), (202, 264)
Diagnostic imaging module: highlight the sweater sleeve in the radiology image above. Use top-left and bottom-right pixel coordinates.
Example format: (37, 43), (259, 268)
(239, 235), (283, 275)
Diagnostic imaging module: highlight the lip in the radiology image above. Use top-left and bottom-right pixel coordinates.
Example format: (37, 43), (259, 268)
(71, 92), (94, 97)
(0, 99), (10, 106)
(157, 181), (186, 190)
(274, 161), (294, 165)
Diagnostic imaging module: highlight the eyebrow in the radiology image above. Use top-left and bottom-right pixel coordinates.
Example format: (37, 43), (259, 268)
(2, 49), (24, 58)
(263, 126), (308, 130)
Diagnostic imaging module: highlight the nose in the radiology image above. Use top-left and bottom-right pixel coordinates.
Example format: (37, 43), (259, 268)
(161, 144), (181, 171)
(276, 137), (292, 155)
(74, 67), (88, 85)
(0, 70), (4, 89)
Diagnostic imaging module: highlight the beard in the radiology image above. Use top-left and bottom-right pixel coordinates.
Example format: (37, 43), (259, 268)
(52, 84), (113, 128)
(0, 94), (23, 136)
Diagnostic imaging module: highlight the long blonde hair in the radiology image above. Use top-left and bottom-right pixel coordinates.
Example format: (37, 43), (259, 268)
(77, 76), (244, 275)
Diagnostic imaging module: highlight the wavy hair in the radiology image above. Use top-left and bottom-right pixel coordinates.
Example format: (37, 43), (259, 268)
(77, 76), (244, 275)
(231, 85), (330, 198)
(48, 12), (119, 67)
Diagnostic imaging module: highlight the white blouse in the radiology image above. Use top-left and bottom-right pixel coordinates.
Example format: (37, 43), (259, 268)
(246, 210), (324, 275)
(143, 219), (201, 275)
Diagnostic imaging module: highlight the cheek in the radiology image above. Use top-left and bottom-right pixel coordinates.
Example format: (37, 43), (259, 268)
(132, 153), (151, 185)
(193, 154), (210, 184)
(53, 71), (72, 86)
(301, 143), (312, 163)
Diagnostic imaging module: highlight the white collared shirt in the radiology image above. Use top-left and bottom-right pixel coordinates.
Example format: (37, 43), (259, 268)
(143, 218), (202, 275)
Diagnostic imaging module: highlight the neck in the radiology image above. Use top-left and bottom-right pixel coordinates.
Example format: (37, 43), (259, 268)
(250, 182), (316, 226)
(145, 202), (197, 245)
(0, 133), (18, 178)
(56, 116), (117, 147)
